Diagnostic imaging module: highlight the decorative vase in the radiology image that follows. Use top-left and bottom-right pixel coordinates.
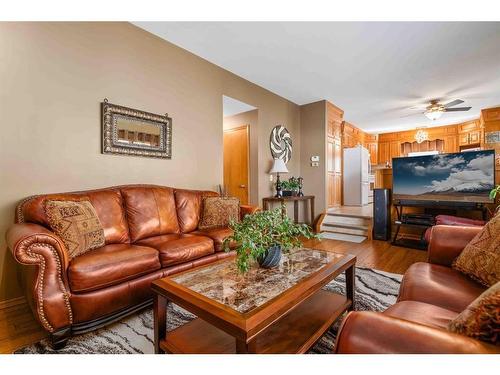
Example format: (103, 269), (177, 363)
(258, 245), (282, 268)
(297, 177), (304, 197)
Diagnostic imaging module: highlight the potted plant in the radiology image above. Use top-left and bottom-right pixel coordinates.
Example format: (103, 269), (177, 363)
(223, 207), (319, 273)
(279, 177), (300, 197)
(490, 185), (500, 215)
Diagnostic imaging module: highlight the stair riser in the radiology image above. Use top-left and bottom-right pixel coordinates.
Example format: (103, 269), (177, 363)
(320, 226), (368, 236)
(322, 215), (370, 227)
(320, 232), (367, 243)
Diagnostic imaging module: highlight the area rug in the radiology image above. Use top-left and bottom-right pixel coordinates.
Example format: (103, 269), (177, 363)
(15, 267), (402, 354)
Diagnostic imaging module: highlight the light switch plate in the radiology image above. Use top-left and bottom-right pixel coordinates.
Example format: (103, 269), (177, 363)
(311, 162), (319, 167)
(311, 156), (320, 162)
(269, 174), (274, 182)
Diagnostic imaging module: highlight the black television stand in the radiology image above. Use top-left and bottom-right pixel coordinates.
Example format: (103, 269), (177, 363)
(391, 200), (487, 251)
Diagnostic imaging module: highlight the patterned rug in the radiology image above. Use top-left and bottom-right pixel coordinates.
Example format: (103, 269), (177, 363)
(15, 267), (402, 354)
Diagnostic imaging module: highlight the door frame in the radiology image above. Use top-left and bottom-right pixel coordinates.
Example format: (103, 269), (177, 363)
(223, 124), (250, 204)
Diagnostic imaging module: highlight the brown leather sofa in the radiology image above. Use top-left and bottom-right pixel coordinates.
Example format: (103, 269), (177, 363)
(335, 225), (500, 354)
(6, 185), (259, 348)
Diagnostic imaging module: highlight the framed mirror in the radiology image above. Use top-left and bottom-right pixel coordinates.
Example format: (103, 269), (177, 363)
(101, 100), (172, 159)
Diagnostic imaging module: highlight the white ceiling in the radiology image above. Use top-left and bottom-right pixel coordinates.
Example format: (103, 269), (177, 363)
(223, 95), (257, 117)
(134, 22), (500, 133)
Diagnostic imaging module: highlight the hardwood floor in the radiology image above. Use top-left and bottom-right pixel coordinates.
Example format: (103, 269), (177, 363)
(0, 300), (47, 354)
(0, 238), (426, 353)
(302, 238), (427, 274)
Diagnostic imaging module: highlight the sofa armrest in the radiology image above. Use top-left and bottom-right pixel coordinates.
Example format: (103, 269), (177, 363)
(335, 311), (499, 354)
(427, 225), (483, 267)
(6, 223), (73, 332)
(435, 214), (486, 227)
(240, 204), (260, 220)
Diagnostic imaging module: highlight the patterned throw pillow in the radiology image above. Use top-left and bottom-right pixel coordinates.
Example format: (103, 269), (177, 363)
(44, 199), (105, 259)
(448, 281), (500, 345)
(452, 213), (500, 287)
(198, 197), (240, 230)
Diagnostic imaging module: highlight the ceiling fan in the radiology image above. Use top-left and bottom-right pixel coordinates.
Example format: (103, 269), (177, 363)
(404, 99), (472, 121)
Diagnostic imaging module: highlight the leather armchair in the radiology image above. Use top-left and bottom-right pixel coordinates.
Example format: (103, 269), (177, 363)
(427, 225), (482, 266)
(423, 214), (485, 244)
(335, 223), (499, 354)
(335, 311), (498, 354)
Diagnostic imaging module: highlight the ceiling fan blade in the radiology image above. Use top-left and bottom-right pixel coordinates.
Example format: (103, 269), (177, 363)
(444, 99), (464, 108)
(445, 107), (472, 112)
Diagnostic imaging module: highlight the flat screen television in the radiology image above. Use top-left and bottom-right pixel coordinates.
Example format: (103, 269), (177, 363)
(392, 150), (495, 204)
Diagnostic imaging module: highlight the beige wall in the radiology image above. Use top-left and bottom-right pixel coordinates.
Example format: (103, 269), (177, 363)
(0, 22), (301, 302)
(299, 101), (327, 219)
(223, 109), (259, 205)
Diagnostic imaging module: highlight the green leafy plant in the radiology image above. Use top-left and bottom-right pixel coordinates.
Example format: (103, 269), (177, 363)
(489, 185), (500, 200)
(279, 177), (300, 191)
(223, 208), (319, 273)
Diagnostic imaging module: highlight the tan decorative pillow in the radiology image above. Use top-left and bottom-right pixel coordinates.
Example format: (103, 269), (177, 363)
(448, 281), (500, 345)
(198, 197), (240, 230)
(45, 199), (105, 259)
(452, 214), (500, 286)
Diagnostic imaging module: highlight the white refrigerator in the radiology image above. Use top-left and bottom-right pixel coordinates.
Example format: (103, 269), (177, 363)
(343, 145), (370, 206)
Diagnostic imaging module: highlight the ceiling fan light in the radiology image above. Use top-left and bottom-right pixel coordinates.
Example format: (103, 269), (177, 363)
(424, 110), (443, 121)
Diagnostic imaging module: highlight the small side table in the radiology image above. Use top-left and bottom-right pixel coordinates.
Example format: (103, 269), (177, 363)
(262, 195), (315, 226)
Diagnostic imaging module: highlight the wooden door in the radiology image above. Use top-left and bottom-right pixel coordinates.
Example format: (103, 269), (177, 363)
(327, 174), (335, 207)
(334, 139), (342, 173)
(223, 125), (249, 205)
(327, 137), (342, 207)
(333, 174), (342, 206)
(327, 140), (334, 173)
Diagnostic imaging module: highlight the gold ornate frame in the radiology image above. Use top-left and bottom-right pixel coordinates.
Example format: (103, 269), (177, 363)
(101, 99), (172, 159)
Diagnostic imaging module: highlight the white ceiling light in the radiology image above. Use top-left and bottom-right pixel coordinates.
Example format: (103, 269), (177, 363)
(424, 109), (443, 121)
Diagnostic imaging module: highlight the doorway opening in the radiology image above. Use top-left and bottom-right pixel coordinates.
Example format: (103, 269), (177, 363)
(222, 95), (258, 205)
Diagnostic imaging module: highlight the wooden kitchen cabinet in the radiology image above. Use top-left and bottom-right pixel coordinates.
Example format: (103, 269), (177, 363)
(458, 133), (470, 146)
(378, 142), (390, 165)
(444, 135), (458, 153)
(363, 134), (378, 164)
(389, 141), (401, 162)
(469, 130), (482, 144)
(458, 120), (483, 146)
(365, 142), (378, 164)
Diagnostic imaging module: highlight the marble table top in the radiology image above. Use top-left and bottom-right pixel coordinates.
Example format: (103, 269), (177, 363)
(171, 248), (345, 314)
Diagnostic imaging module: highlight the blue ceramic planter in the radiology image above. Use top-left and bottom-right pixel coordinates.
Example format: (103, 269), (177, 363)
(258, 245), (282, 268)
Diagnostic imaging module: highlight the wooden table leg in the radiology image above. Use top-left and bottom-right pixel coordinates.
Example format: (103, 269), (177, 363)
(310, 197), (315, 226)
(236, 339), (249, 354)
(345, 265), (355, 311)
(280, 200), (287, 218)
(154, 294), (167, 354)
(294, 200), (299, 223)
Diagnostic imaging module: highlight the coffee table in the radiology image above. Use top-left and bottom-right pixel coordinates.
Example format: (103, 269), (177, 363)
(151, 248), (356, 354)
